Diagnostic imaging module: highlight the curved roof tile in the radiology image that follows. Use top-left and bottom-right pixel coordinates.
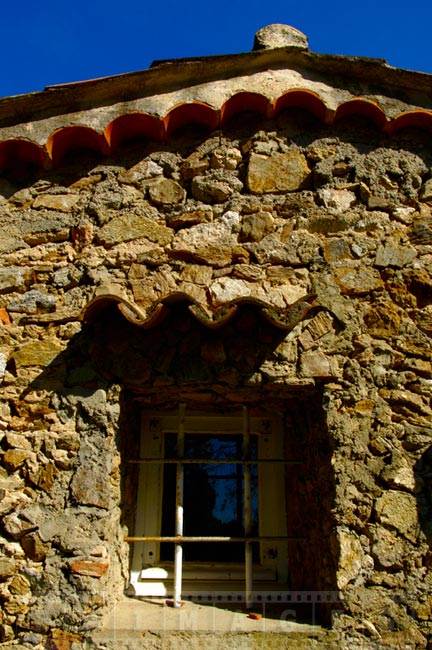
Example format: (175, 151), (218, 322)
(220, 92), (271, 126)
(47, 125), (109, 166)
(273, 89), (329, 122)
(82, 289), (316, 332)
(0, 138), (46, 174)
(105, 112), (164, 150)
(334, 98), (388, 129)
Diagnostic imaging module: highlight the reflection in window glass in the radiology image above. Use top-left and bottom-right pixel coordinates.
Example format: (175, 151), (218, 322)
(161, 434), (258, 561)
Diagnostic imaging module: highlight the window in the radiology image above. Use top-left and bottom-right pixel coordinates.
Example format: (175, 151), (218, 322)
(127, 405), (289, 606)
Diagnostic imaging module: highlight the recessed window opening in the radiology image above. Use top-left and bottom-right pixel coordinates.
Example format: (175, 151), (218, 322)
(127, 404), (292, 607)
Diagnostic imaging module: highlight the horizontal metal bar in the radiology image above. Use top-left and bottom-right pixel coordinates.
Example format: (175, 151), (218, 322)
(127, 458), (304, 465)
(125, 536), (306, 543)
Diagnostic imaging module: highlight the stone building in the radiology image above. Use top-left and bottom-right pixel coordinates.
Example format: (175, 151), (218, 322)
(0, 24), (431, 649)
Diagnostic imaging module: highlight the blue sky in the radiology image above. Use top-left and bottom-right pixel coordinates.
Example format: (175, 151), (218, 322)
(1, 0), (432, 99)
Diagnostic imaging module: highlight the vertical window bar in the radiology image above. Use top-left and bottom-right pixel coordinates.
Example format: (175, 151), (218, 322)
(174, 403), (186, 608)
(243, 406), (253, 609)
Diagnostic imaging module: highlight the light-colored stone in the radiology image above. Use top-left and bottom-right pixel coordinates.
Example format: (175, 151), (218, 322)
(98, 213), (173, 247)
(319, 188), (356, 213)
(191, 170), (243, 203)
(369, 525), (405, 568)
(254, 24), (308, 50)
(0, 266), (26, 293)
(375, 241), (417, 267)
(209, 278), (252, 305)
(210, 146), (242, 170)
(180, 152), (209, 180)
(148, 178), (186, 206)
(337, 530), (365, 589)
(0, 558), (17, 579)
(12, 339), (64, 368)
(118, 159), (163, 185)
(33, 194), (80, 212)
(381, 453), (416, 491)
(300, 350), (334, 377)
(375, 490), (418, 535)
(7, 289), (56, 314)
(247, 152), (310, 194)
(334, 265), (384, 295)
(240, 211), (275, 242)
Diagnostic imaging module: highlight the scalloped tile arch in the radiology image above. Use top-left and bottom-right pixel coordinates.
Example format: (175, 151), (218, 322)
(1, 93), (432, 173)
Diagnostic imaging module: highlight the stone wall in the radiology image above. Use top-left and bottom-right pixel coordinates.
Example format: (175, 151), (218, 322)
(0, 107), (431, 649)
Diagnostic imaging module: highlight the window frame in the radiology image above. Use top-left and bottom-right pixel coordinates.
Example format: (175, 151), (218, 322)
(128, 407), (289, 603)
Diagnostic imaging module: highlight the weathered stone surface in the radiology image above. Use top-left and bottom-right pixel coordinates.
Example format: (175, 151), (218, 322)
(0, 266), (26, 293)
(2, 512), (35, 539)
(300, 350), (334, 377)
(28, 461), (56, 493)
(9, 574), (30, 595)
(148, 178), (186, 206)
(209, 278), (252, 305)
(8, 290), (56, 314)
(0, 624), (15, 642)
(364, 302), (402, 338)
(180, 152), (210, 180)
(191, 170), (243, 203)
(368, 525), (405, 568)
(247, 152), (310, 194)
(245, 232), (319, 265)
(97, 212), (173, 247)
(419, 177), (432, 204)
(240, 211), (275, 242)
(381, 453), (416, 491)
(70, 560), (109, 578)
(334, 265), (384, 295)
(3, 449), (32, 470)
(12, 339), (64, 368)
(375, 490), (418, 535)
(72, 221), (94, 250)
(70, 465), (112, 508)
(48, 629), (83, 650)
(210, 146), (242, 170)
(118, 159), (163, 185)
(323, 238), (351, 263)
(33, 194), (80, 212)
(337, 530), (365, 589)
(0, 558), (17, 580)
(166, 209), (212, 229)
(319, 188), (356, 212)
(181, 264), (213, 285)
(305, 311), (334, 341)
(254, 24), (308, 50)
(172, 212), (239, 254)
(20, 532), (48, 561)
(408, 217), (432, 245)
(375, 241), (417, 267)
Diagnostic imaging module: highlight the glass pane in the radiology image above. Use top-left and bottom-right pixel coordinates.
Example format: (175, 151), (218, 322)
(161, 433), (258, 561)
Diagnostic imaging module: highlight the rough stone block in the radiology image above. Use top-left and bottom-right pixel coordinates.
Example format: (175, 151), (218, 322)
(247, 152), (310, 194)
(98, 213), (173, 247)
